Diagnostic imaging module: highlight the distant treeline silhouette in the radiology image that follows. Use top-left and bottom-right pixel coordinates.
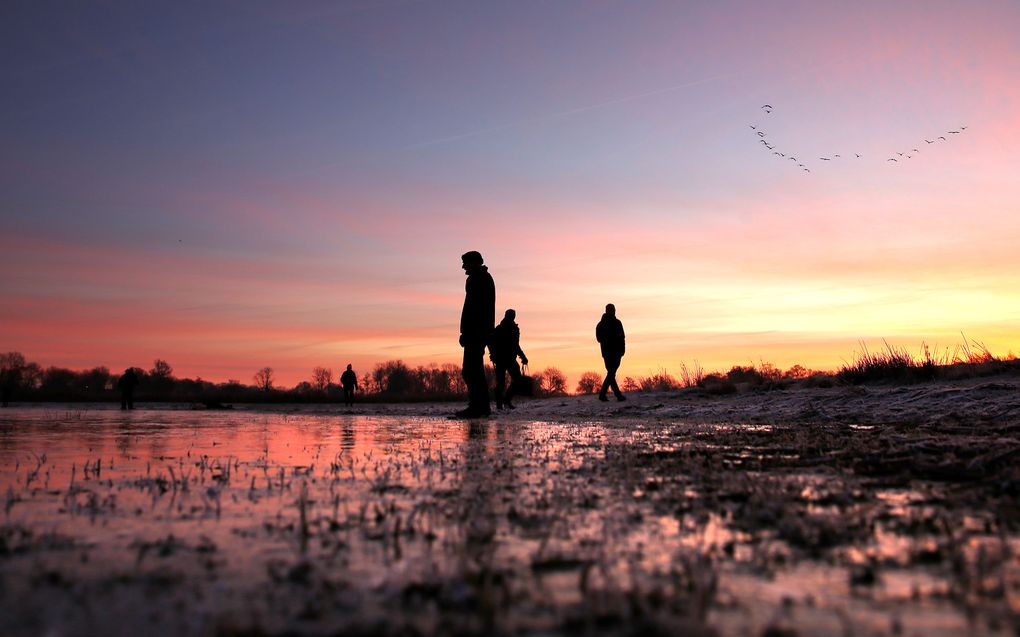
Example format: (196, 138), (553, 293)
(573, 362), (828, 395)
(0, 353), (570, 404)
(0, 337), (1014, 406)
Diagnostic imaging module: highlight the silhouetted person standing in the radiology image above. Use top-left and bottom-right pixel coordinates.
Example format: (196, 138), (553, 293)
(118, 368), (138, 410)
(490, 309), (528, 410)
(456, 251), (495, 418)
(1, 366), (20, 408)
(596, 304), (626, 401)
(340, 364), (358, 407)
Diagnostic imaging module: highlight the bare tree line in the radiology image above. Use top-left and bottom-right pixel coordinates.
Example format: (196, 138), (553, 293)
(0, 352), (570, 404)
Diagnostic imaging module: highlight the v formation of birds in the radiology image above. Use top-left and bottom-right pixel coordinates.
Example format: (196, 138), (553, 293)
(751, 105), (967, 173)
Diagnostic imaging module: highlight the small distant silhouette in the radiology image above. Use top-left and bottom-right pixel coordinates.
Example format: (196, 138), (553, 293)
(118, 368), (138, 410)
(454, 251), (495, 418)
(340, 364), (358, 407)
(1, 366), (21, 407)
(489, 309), (528, 410)
(596, 304), (627, 402)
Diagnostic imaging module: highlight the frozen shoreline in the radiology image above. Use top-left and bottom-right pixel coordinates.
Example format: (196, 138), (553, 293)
(3, 375), (1020, 635)
(8, 372), (1020, 429)
(315, 373), (1020, 428)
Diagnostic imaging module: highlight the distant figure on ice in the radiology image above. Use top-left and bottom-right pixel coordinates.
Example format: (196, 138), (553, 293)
(118, 368), (139, 410)
(1, 365), (21, 408)
(455, 250), (495, 418)
(340, 364), (358, 407)
(490, 309), (528, 410)
(596, 304), (627, 402)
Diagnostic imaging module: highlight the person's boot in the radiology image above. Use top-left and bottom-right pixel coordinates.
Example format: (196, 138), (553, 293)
(505, 400), (515, 409)
(616, 394), (627, 401)
(598, 394), (609, 402)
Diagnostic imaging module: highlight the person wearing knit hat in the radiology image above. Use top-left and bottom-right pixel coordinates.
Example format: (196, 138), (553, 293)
(596, 303), (627, 402)
(454, 251), (495, 417)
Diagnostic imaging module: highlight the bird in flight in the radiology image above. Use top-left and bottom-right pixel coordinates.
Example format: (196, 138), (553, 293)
(925, 139), (935, 144)
(855, 153), (861, 158)
(948, 130), (960, 134)
(887, 158), (898, 162)
(803, 168), (810, 172)
(833, 154), (841, 158)
(820, 157), (831, 161)
(749, 124), (757, 130)
(912, 149), (920, 153)
(961, 126), (967, 130)
(762, 104), (773, 113)
(939, 136), (947, 141)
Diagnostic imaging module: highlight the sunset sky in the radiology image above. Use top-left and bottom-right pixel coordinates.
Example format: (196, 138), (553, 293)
(3, 1), (1019, 387)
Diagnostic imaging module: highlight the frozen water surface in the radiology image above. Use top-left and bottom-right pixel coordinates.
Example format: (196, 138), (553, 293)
(1, 405), (1016, 636)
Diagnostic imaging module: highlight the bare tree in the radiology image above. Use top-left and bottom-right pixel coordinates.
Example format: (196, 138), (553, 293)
(311, 366), (333, 392)
(443, 363), (466, 395)
(0, 352), (26, 373)
(783, 364), (809, 379)
(359, 372), (376, 394)
(540, 367), (568, 396)
(150, 359), (174, 380)
(575, 371), (603, 394)
(253, 367), (274, 392)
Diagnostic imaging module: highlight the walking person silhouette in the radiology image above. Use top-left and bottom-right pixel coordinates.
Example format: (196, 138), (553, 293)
(117, 368), (139, 410)
(596, 304), (627, 401)
(455, 251), (495, 418)
(340, 364), (358, 407)
(490, 309), (528, 410)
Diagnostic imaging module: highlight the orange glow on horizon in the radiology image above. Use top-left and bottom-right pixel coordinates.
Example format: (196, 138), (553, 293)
(3, 2), (1019, 390)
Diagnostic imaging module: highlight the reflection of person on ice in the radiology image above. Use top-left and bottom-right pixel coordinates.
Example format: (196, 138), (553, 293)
(596, 304), (626, 402)
(455, 250), (495, 418)
(490, 309), (528, 410)
(340, 364), (358, 407)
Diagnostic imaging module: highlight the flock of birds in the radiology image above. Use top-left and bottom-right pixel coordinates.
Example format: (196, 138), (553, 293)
(750, 104), (968, 174)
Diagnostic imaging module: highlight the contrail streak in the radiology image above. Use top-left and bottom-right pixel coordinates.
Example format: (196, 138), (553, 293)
(402, 73), (729, 150)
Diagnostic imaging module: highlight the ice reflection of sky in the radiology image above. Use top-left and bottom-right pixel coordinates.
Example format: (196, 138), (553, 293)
(0, 407), (1012, 636)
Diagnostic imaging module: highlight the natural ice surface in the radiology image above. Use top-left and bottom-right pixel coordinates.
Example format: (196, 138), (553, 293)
(0, 405), (1016, 636)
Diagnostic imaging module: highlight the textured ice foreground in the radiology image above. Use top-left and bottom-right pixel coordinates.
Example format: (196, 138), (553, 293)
(1, 405), (1017, 636)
